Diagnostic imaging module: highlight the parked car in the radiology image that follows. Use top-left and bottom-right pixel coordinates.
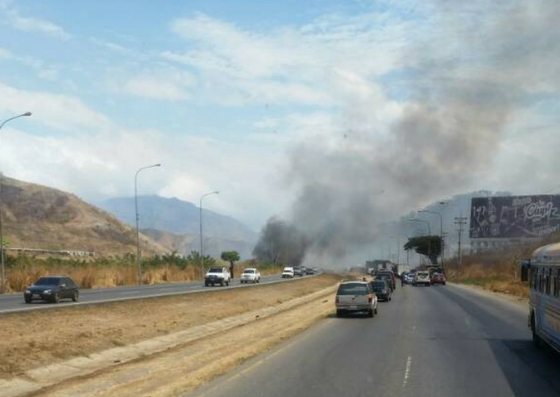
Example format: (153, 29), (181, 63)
(24, 276), (79, 304)
(305, 267), (315, 275)
(204, 267), (231, 287)
(370, 279), (391, 302)
(413, 271), (431, 286)
(282, 267), (295, 278)
(335, 281), (378, 317)
(431, 272), (446, 285)
(240, 268), (261, 284)
(293, 266), (304, 277)
(375, 271), (395, 291)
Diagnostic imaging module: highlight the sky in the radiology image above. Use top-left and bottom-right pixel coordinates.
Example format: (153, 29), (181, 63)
(0, 0), (559, 236)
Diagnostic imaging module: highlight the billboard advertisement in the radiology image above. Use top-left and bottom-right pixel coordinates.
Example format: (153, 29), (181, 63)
(470, 195), (560, 239)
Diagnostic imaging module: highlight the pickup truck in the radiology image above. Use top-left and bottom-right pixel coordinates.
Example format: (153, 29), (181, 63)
(204, 267), (231, 287)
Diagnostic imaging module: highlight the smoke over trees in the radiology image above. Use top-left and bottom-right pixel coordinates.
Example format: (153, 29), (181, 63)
(252, 218), (309, 266)
(252, 1), (560, 267)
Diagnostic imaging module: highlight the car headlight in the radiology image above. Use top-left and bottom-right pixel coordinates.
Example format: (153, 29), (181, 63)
(43, 289), (52, 294)
(25, 289), (31, 294)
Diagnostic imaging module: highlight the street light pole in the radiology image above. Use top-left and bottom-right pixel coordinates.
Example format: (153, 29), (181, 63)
(134, 163), (161, 285)
(199, 191), (219, 279)
(419, 210), (444, 268)
(0, 112), (32, 294)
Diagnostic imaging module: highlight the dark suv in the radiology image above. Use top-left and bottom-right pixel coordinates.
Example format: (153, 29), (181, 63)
(24, 276), (79, 304)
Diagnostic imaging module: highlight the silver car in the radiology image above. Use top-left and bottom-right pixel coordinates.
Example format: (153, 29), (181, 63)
(335, 281), (378, 317)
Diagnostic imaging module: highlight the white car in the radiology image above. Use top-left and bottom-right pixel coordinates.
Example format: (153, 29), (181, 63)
(204, 267), (231, 287)
(282, 267), (294, 278)
(414, 271), (431, 286)
(240, 268), (261, 284)
(335, 281), (378, 317)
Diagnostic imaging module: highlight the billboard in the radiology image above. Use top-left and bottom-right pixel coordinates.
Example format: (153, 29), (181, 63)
(470, 195), (560, 239)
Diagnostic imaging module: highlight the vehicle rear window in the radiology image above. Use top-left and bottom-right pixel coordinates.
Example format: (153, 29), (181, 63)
(35, 277), (61, 286)
(372, 281), (386, 288)
(337, 283), (369, 295)
(208, 268), (222, 273)
(418, 272), (429, 277)
(243, 269), (255, 274)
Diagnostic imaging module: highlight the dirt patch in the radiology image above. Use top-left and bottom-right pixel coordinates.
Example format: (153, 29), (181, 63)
(0, 274), (340, 380)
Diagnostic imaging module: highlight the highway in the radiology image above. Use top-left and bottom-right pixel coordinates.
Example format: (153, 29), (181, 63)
(186, 283), (560, 397)
(0, 274), (290, 314)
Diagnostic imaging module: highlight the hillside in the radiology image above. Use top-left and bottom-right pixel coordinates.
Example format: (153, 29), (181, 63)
(100, 196), (257, 259)
(0, 176), (168, 257)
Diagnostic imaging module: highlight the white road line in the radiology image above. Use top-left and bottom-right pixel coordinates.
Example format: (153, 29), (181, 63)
(402, 356), (412, 388)
(412, 325), (416, 334)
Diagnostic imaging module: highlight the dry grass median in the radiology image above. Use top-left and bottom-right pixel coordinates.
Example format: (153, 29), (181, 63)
(0, 274), (340, 381)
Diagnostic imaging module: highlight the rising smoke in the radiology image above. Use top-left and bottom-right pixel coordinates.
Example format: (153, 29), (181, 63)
(254, 1), (560, 267)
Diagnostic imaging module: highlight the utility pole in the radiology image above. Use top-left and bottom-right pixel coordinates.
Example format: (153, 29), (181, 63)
(454, 216), (468, 282)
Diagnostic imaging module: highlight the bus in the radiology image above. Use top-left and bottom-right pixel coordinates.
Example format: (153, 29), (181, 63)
(521, 242), (560, 352)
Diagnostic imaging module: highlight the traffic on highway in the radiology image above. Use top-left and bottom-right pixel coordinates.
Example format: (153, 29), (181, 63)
(0, 273), (302, 314)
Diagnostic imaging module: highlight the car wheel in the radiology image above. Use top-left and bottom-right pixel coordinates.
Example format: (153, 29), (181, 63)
(53, 293), (60, 304)
(374, 307), (378, 315)
(24, 297), (32, 304)
(336, 310), (343, 318)
(226, 280), (230, 286)
(442, 282), (446, 286)
(368, 309), (374, 318)
(72, 291), (79, 302)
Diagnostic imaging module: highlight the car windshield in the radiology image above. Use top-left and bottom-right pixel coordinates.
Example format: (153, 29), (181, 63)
(372, 281), (386, 289)
(337, 284), (368, 296)
(34, 277), (61, 286)
(243, 269), (255, 274)
(208, 268), (222, 273)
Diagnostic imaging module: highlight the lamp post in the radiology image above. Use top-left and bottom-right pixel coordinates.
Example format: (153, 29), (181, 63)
(134, 163), (161, 285)
(0, 112), (32, 294)
(199, 191), (219, 279)
(419, 210), (444, 268)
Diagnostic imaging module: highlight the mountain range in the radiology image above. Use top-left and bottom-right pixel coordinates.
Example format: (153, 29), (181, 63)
(99, 196), (258, 259)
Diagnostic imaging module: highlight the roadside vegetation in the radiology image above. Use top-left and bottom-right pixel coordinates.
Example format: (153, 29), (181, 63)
(443, 231), (560, 299)
(4, 251), (282, 292)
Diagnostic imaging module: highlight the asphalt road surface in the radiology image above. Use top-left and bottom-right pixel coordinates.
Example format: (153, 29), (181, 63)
(0, 274), (298, 314)
(186, 283), (560, 397)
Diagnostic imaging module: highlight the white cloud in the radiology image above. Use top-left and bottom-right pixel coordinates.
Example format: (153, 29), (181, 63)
(0, 83), (111, 132)
(3, 8), (71, 40)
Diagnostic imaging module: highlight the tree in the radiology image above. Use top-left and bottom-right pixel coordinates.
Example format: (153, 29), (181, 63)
(221, 251), (240, 278)
(404, 236), (442, 265)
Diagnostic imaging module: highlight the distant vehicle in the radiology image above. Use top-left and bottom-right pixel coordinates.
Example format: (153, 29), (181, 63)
(414, 271), (431, 286)
(370, 279), (391, 302)
(375, 271), (395, 291)
(335, 281), (378, 317)
(204, 267), (231, 287)
(431, 272), (446, 285)
(24, 276), (79, 304)
(240, 268), (261, 284)
(404, 273), (415, 284)
(521, 243), (560, 353)
(282, 267), (295, 278)
(293, 267), (304, 277)
(305, 267), (315, 275)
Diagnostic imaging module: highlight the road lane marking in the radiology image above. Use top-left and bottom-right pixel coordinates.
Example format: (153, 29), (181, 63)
(412, 325), (416, 334)
(402, 356), (412, 388)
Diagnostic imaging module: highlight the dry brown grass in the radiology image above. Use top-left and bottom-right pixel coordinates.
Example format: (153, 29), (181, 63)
(5, 259), (284, 292)
(445, 232), (560, 299)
